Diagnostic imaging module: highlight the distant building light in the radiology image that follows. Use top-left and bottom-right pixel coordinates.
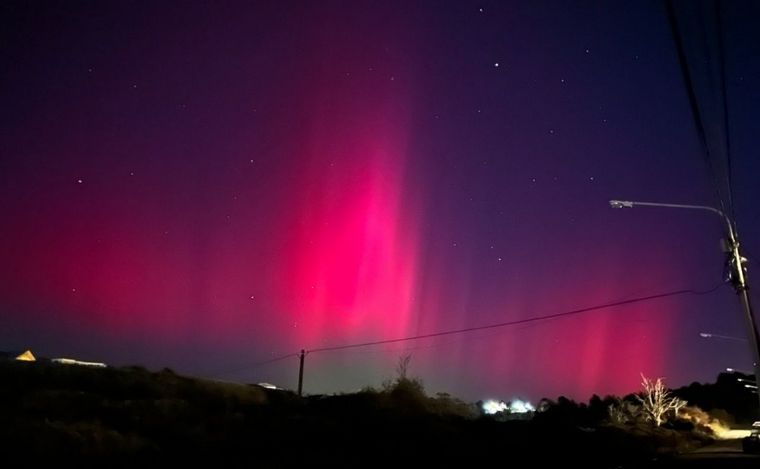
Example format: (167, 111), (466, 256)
(52, 358), (107, 368)
(509, 399), (535, 414)
(481, 399), (508, 415)
(15, 350), (36, 362)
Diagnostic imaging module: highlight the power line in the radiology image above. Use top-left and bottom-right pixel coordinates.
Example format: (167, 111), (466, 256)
(208, 352), (299, 379)
(665, 0), (730, 216)
(713, 0), (735, 223)
(308, 283), (727, 354)
(207, 283), (726, 379)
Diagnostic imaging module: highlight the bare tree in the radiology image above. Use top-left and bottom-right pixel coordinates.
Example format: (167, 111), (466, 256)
(608, 399), (640, 425)
(396, 354), (412, 381)
(608, 402), (629, 424)
(636, 373), (684, 427)
(671, 397), (687, 418)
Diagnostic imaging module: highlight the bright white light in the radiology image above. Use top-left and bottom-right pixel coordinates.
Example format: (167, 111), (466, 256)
(482, 399), (507, 415)
(257, 382), (278, 390)
(52, 358), (107, 368)
(509, 399), (535, 414)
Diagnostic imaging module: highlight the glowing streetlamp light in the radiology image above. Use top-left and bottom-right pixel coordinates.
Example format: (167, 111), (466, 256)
(610, 199), (760, 413)
(700, 332), (747, 342)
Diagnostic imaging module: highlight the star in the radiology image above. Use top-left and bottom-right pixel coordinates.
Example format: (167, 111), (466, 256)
(77, 178), (83, 184)
(494, 62), (500, 68)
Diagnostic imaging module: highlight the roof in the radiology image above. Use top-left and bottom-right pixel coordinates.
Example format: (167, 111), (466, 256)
(0, 349), (36, 361)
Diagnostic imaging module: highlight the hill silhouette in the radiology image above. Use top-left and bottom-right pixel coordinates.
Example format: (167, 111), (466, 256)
(0, 360), (730, 467)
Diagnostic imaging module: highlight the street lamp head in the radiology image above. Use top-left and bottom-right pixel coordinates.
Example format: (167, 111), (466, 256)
(609, 200), (634, 209)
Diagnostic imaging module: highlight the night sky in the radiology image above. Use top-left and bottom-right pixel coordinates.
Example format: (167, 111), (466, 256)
(2, 0), (759, 403)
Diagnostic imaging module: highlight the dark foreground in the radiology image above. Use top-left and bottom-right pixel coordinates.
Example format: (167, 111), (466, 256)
(634, 437), (760, 468)
(0, 361), (749, 468)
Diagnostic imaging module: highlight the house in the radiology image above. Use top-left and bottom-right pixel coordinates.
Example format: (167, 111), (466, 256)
(0, 349), (36, 362)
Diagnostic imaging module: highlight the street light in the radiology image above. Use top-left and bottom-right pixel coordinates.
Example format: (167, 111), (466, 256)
(723, 369), (758, 395)
(700, 332), (748, 342)
(610, 198), (760, 413)
(608, 200), (735, 234)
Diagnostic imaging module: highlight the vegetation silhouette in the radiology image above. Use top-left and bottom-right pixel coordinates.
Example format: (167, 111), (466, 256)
(0, 359), (746, 467)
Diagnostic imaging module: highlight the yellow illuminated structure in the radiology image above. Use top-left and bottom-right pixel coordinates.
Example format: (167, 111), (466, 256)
(14, 350), (35, 361)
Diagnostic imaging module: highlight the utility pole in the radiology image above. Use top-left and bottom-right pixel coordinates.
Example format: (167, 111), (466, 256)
(726, 227), (760, 413)
(297, 349), (305, 396)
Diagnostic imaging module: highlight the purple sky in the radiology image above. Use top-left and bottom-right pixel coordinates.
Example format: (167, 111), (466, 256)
(1, 0), (759, 402)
